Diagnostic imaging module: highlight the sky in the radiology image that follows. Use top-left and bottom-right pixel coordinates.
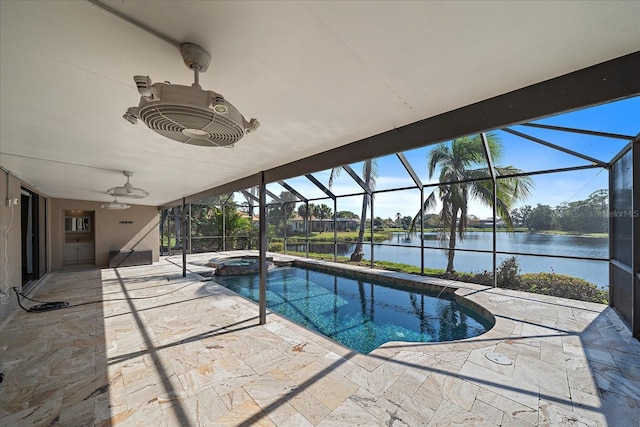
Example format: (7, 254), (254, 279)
(263, 96), (639, 220)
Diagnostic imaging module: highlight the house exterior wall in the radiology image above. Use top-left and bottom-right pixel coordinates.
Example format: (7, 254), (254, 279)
(0, 171), (161, 325)
(50, 199), (160, 270)
(288, 218), (359, 233)
(0, 171), (23, 323)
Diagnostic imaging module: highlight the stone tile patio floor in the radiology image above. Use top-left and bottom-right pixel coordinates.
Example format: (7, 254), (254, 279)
(1, 251), (638, 426)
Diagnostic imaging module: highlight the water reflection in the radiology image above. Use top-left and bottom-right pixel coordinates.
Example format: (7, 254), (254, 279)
(285, 232), (608, 287)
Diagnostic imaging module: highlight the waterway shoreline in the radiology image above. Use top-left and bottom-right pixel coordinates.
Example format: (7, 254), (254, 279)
(284, 231), (609, 288)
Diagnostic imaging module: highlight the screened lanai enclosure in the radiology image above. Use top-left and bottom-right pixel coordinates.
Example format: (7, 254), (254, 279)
(161, 97), (640, 337)
(159, 95), (639, 339)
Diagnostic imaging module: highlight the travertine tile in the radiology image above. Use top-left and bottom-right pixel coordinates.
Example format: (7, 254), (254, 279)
(59, 396), (96, 426)
(317, 398), (383, 426)
(592, 360), (640, 402)
(0, 385), (36, 415)
(470, 398), (504, 425)
(392, 398), (434, 426)
(598, 385), (640, 427)
(219, 385), (252, 410)
(428, 400), (494, 426)
(476, 388), (538, 425)
(538, 386), (574, 415)
(540, 341), (588, 371)
(278, 411), (315, 427)
(423, 362), (479, 411)
(161, 386), (228, 426)
(349, 387), (403, 424)
(512, 353), (570, 398)
(164, 339), (212, 376)
(0, 395), (63, 426)
(244, 347), (291, 375)
(209, 398), (276, 427)
(115, 400), (168, 427)
(303, 371), (360, 410)
(567, 366), (600, 396)
(381, 370), (424, 405)
(349, 356), (408, 396)
(459, 360), (539, 410)
(242, 368), (298, 408)
(286, 389), (331, 424)
(320, 353), (363, 379)
(583, 345), (616, 367)
(1, 253), (637, 427)
(538, 401), (601, 427)
(570, 387), (608, 425)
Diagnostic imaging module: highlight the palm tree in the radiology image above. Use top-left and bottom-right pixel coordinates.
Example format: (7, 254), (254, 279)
(329, 160), (378, 261)
(211, 205), (253, 250)
(297, 204), (308, 231)
(411, 134), (533, 272)
(313, 204), (333, 232)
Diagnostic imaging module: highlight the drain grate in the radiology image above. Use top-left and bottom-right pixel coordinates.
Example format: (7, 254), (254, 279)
(485, 351), (513, 365)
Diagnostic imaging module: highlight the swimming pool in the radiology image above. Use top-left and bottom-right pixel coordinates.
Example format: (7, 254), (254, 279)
(213, 266), (493, 353)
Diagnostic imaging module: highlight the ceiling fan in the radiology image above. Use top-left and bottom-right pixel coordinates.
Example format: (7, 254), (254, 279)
(101, 197), (131, 210)
(123, 43), (259, 147)
(106, 171), (149, 199)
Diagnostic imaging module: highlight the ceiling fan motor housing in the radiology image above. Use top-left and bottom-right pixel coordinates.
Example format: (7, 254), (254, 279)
(133, 82), (249, 147)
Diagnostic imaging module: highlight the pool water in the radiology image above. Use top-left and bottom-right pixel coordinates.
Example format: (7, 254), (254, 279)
(213, 266), (493, 353)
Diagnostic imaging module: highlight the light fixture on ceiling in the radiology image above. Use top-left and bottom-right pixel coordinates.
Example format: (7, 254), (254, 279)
(106, 171), (149, 199)
(101, 197), (131, 210)
(123, 43), (259, 147)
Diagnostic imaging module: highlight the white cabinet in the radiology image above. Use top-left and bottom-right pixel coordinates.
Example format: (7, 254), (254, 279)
(64, 241), (94, 264)
(77, 242), (94, 262)
(63, 244), (77, 262)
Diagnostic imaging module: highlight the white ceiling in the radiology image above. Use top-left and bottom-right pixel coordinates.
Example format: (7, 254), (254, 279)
(1, 1), (638, 206)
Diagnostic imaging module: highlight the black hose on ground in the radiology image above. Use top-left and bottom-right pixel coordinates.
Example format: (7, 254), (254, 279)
(12, 287), (69, 312)
(10, 278), (205, 313)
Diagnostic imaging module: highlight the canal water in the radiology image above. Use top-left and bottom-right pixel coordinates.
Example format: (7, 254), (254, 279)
(286, 232), (609, 288)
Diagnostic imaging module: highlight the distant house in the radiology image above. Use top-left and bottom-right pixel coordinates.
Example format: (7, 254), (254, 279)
(288, 217), (359, 233)
(478, 218), (506, 228)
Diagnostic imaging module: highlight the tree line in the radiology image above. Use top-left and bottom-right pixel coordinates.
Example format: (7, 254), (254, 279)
(511, 189), (608, 233)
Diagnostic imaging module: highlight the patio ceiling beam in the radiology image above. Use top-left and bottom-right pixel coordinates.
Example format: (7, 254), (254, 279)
(277, 180), (307, 202)
(520, 122), (635, 141)
(342, 165), (372, 195)
(396, 153), (422, 188)
(502, 128), (608, 167)
(305, 174), (336, 200)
